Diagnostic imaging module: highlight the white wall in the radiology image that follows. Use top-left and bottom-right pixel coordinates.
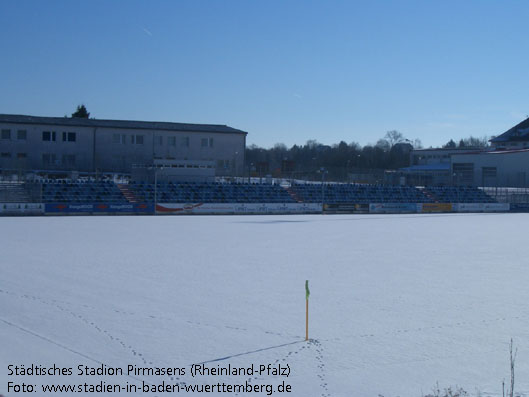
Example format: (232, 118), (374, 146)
(451, 151), (529, 187)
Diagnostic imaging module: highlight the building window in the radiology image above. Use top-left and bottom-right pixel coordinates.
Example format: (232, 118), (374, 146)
(452, 163), (474, 185)
(17, 130), (27, 140)
(112, 154), (127, 166)
(209, 138), (214, 147)
(201, 138), (208, 147)
(131, 135), (144, 145)
(17, 153), (27, 159)
(1, 152), (11, 158)
(42, 131), (56, 141)
(62, 132), (76, 142)
(42, 153), (56, 166)
(168, 136), (176, 146)
(62, 154), (76, 166)
(155, 136), (163, 145)
(113, 134), (126, 144)
(1, 129), (11, 140)
(181, 137), (189, 147)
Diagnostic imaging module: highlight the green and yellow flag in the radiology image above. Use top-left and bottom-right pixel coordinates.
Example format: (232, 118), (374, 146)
(305, 280), (310, 300)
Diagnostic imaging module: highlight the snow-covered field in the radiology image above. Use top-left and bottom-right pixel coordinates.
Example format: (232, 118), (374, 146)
(1, 213), (528, 397)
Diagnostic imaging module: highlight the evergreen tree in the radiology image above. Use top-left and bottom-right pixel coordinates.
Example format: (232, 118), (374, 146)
(444, 139), (456, 148)
(72, 105), (90, 118)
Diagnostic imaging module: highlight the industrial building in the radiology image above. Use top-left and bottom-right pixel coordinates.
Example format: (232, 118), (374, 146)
(403, 146), (529, 188)
(399, 118), (529, 188)
(450, 149), (529, 187)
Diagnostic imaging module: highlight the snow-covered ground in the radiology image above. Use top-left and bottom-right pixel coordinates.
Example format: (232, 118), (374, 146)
(1, 213), (528, 396)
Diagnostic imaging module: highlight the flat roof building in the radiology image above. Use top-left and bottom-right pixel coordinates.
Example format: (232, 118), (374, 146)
(0, 114), (247, 177)
(451, 149), (529, 187)
(400, 117), (529, 187)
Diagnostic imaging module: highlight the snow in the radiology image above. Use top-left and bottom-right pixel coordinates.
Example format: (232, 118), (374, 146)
(1, 213), (528, 396)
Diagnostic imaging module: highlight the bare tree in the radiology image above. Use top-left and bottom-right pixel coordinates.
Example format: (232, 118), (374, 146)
(384, 130), (405, 148)
(413, 138), (423, 149)
(375, 138), (390, 152)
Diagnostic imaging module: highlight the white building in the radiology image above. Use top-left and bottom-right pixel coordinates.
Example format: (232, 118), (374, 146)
(0, 114), (247, 177)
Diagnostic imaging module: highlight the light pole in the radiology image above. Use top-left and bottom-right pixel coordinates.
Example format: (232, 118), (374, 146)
(453, 172), (460, 203)
(233, 151), (239, 180)
(318, 167), (328, 214)
(149, 166), (164, 214)
(154, 167), (158, 208)
(248, 162), (254, 184)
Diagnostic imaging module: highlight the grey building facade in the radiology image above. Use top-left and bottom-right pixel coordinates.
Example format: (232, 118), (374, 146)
(0, 114), (247, 176)
(403, 145), (529, 187)
(451, 149), (529, 187)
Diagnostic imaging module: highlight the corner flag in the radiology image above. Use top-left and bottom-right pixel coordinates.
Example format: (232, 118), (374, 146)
(305, 280), (310, 341)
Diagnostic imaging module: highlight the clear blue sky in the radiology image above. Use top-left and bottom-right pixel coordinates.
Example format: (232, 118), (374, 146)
(1, 0), (528, 148)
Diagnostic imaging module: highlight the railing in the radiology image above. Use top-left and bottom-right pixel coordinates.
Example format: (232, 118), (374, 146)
(0, 182), (33, 203)
(481, 187), (529, 204)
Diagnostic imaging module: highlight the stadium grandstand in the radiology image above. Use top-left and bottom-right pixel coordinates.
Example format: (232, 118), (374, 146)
(0, 179), (501, 205)
(290, 183), (432, 204)
(1, 112), (527, 215)
(0, 177), (512, 215)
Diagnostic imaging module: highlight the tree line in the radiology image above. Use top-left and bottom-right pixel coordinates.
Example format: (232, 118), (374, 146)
(246, 131), (490, 181)
(66, 106), (490, 182)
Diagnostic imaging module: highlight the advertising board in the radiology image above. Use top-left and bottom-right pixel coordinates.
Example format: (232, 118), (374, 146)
(45, 203), (153, 214)
(155, 203), (322, 214)
(369, 203), (418, 213)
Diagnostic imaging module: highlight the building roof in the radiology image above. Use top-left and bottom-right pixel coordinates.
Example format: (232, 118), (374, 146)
(400, 163), (451, 172)
(490, 118), (529, 143)
(0, 114), (247, 135)
(453, 148), (529, 156)
(412, 147), (486, 153)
